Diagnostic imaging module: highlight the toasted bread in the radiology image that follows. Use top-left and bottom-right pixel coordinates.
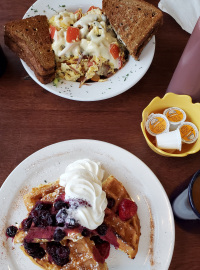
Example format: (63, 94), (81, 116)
(103, 0), (163, 60)
(4, 15), (55, 84)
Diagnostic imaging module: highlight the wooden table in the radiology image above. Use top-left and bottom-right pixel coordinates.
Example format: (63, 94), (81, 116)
(0, 0), (200, 269)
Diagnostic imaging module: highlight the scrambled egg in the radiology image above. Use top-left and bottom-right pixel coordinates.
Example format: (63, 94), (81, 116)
(49, 7), (128, 86)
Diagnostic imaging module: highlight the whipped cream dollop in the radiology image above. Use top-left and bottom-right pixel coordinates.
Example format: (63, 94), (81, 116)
(59, 159), (107, 230)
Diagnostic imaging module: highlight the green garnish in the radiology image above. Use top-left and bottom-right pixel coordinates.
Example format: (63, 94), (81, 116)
(123, 73), (129, 81)
(53, 78), (60, 87)
(31, 8), (38, 13)
(47, 5), (58, 13)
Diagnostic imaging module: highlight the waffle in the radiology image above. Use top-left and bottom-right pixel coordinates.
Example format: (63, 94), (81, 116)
(13, 174), (140, 269)
(102, 175), (141, 259)
(14, 182), (107, 269)
(23, 180), (61, 212)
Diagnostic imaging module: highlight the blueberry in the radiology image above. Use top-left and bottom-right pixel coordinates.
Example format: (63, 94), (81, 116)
(51, 214), (57, 226)
(33, 210), (54, 227)
(54, 200), (69, 211)
(97, 223), (108, 236)
(56, 208), (68, 225)
(81, 228), (91, 237)
(107, 198), (115, 209)
(29, 209), (39, 219)
(65, 218), (79, 229)
(6, 226), (18, 238)
(53, 229), (66, 242)
(24, 241), (45, 259)
(47, 242), (70, 266)
(21, 217), (32, 230)
(90, 235), (104, 245)
(56, 222), (65, 227)
(34, 202), (52, 211)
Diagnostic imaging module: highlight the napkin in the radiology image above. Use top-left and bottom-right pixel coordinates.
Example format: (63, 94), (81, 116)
(158, 0), (200, 34)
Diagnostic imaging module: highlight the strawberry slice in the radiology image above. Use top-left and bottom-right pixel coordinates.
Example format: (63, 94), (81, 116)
(93, 242), (110, 263)
(96, 242), (110, 259)
(110, 43), (120, 59)
(49, 25), (56, 40)
(66, 26), (80, 43)
(118, 199), (138, 221)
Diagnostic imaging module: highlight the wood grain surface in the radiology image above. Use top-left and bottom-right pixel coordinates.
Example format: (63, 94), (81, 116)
(0, 0), (200, 269)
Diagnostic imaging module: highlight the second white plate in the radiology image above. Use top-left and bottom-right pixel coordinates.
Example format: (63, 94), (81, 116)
(0, 139), (174, 270)
(22, 0), (155, 101)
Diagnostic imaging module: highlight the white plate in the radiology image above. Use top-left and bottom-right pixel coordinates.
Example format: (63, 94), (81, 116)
(22, 0), (155, 101)
(0, 139), (174, 270)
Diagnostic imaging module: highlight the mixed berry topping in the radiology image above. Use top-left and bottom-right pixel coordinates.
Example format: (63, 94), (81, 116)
(90, 235), (104, 245)
(92, 236), (110, 264)
(21, 217), (33, 231)
(28, 202), (56, 228)
(66, 198), (91, 209)
(32, 210), (55, 227)
(56, 208), (68, 225)
(97, 223), (108, 236)
(96, 241), (110, 260)
(47, 242), (70, 266)
(54, 200), (69, 210)
(25, 198), (92, 231)
(6, 226), (18, 238)
(24, 240), (46, 259)
(65, 218), (79, 229)
(118, 198), (138, 221)
(35, 202), (52, 211)
(53, 228), (66, 242)
(81, 228), (91, 237)
(107, 197), (115, 209)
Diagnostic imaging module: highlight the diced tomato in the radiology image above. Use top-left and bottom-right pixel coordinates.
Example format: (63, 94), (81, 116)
(49, 25), (56, 39)
(66, 26), (80, 43)
(87, 6), (99, 12)
(110, 43), (120, 59)
(88, 60), (96, 67)
(74, 9), (82, 20)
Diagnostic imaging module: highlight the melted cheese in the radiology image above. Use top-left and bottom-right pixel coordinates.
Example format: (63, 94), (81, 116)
(50, 11), (77, 28)
(50, 9), (119, 68)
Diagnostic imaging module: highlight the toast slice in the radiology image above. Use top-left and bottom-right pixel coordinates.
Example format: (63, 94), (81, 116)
(102, 0), (163, 60)
(4, 15), (55, 84)
(102, 175), (140, 259)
